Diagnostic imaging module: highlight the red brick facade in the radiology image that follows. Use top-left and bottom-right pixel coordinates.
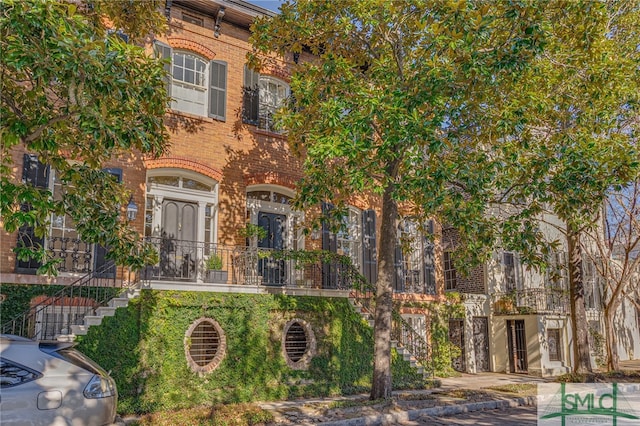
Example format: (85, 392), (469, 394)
(0, 1), (457, 306)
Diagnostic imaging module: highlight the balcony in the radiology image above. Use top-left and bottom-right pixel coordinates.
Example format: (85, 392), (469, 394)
(492, 288), (569, 315)
(141, 237), (362, 291)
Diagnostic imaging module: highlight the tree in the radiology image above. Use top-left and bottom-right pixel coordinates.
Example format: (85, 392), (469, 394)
(250, 0), (555, 399)
(0, 0), (170, 274)
(496, 1), (640, 373)
(582, 180), (640, 370)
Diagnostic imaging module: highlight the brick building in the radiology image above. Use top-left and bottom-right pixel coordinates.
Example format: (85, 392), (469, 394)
(3, 0), (637, 382)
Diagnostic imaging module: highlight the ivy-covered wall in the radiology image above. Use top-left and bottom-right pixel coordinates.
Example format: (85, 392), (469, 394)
(1, 284), (69, 320)
(74, 290), (425, 414)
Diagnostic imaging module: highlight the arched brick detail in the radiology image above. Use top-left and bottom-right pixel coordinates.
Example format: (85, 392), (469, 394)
(245, 172), (298, 190)
(167, 37), (216, 60)
(145, 157), (223, 182)
(348, 197), (370, 211)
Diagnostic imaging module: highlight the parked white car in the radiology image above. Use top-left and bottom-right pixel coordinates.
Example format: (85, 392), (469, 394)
(0, 334), (117, 426)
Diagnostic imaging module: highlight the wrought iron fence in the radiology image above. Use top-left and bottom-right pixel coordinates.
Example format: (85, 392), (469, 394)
(16, 236), (104, 274)
(141, 237), (361, 289)
(492, 288), (569, 315)
(2, 263), (134, 340)
(392, 310), (435, 376)
(347, 269), (435, 375)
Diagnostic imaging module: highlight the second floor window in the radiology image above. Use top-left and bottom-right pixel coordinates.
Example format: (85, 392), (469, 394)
(336, 208), (363, 271)
(155, 42), (227, 120)
(243, 65), (289, 133)
(502, 251), (523, 292)
(443, 251), (457, 291)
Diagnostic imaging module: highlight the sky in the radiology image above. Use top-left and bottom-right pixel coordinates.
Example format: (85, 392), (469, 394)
(248, 1), (285, 12)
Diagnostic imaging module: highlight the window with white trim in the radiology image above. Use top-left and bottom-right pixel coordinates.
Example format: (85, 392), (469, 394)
(337, 208), (363, 271)
(154, 42), (227, 120)
(396, 219), (436, 294)
(444, 251), (457, 291)
(242, 65), (289, 133)
(502, 251), (523, 292)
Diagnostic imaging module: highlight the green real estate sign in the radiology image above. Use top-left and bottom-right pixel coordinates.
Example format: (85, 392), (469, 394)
(538, 383), (640, 425)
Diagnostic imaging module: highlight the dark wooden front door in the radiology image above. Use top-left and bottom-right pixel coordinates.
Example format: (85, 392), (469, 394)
(473, 317), (490, 372)
(160, 199), (198, 280)
(257, 212), (286, 285)
(507, 319), (528, 373)
(449, 319), (466, 372)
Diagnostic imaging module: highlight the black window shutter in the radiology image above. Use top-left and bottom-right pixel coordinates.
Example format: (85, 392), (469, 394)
(154, 41), (172, 98)
(423, 240), (436, 294)
(22, 154), (49, 188)
(393, 242), (404, 292)
(17, 155), (49, 273)
(321, 202), (337, 288)
(209, 60), (227, 121)
(362, 209), (377, 285)
(242, 64), (259, 125)
(393, 221), (407, 292)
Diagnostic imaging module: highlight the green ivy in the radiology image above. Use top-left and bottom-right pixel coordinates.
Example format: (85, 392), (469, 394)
(394, 292), (466, 376)
(1, 285), (65, 321)
(75, 291), (426, 414)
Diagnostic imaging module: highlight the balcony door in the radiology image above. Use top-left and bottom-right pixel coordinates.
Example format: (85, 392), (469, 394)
(160, 199), (198, 280)
(257, 211), (286, 285)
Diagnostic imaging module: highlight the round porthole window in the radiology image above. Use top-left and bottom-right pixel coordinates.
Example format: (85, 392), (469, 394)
(283, 319), (315, 369)
(185, 318), (226, 374)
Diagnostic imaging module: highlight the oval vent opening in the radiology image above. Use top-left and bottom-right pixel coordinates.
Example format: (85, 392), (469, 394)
(185, 318), (226, 374)
(285, 321), (308, 362)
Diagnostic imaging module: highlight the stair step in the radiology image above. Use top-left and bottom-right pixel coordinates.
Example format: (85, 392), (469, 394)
(71, 325), (88, 335)
(56, 334), (76, 342)
(96, 307), (117, 317)
(109, 298), (130, 308)
(121, 289), (140, 299)
(84, 316), (103, 326)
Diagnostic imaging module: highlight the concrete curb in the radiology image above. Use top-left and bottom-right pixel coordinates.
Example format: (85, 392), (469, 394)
(318, 396), (537, 426)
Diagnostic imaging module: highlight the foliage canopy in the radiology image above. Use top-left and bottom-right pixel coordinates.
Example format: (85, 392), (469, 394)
(0, 0), (170, 273)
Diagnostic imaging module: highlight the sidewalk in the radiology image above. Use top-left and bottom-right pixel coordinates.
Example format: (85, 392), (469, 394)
(257, 373), (549, 425)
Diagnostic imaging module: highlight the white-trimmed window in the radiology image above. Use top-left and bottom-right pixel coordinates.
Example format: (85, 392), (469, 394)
(444, 251), (457, 291)
(154, 42), (227, 120)
(502, 251), (523, 292)
(243, 65), (289, 132)
(337, 208), (363, 271)
(171, 51), (208, 115)
(393, 219), (435, 294)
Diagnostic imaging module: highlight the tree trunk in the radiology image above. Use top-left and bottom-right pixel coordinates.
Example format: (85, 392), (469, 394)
(567, 230), (593, 373)
(370, 182), (398, 401)
(604, 303), (620, 371)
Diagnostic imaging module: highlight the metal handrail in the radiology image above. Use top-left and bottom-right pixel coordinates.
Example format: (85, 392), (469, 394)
(345, 264), (435, 376)
(2, 262), (135, 340)
(141, 238), (361, 289)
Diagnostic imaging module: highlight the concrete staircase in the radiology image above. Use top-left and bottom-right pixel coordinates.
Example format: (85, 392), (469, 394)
(65, 288), (141, 339)
(348, 299), (432, 377)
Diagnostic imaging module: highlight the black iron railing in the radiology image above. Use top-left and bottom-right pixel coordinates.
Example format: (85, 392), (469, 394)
(492, 288), (569, 315)
(16, 236), (104, 274)
(392, 310), (435, 376)
(2, 262), (135, 340)
(141, 238), (360, 289)
(348, 271), (434, 376)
